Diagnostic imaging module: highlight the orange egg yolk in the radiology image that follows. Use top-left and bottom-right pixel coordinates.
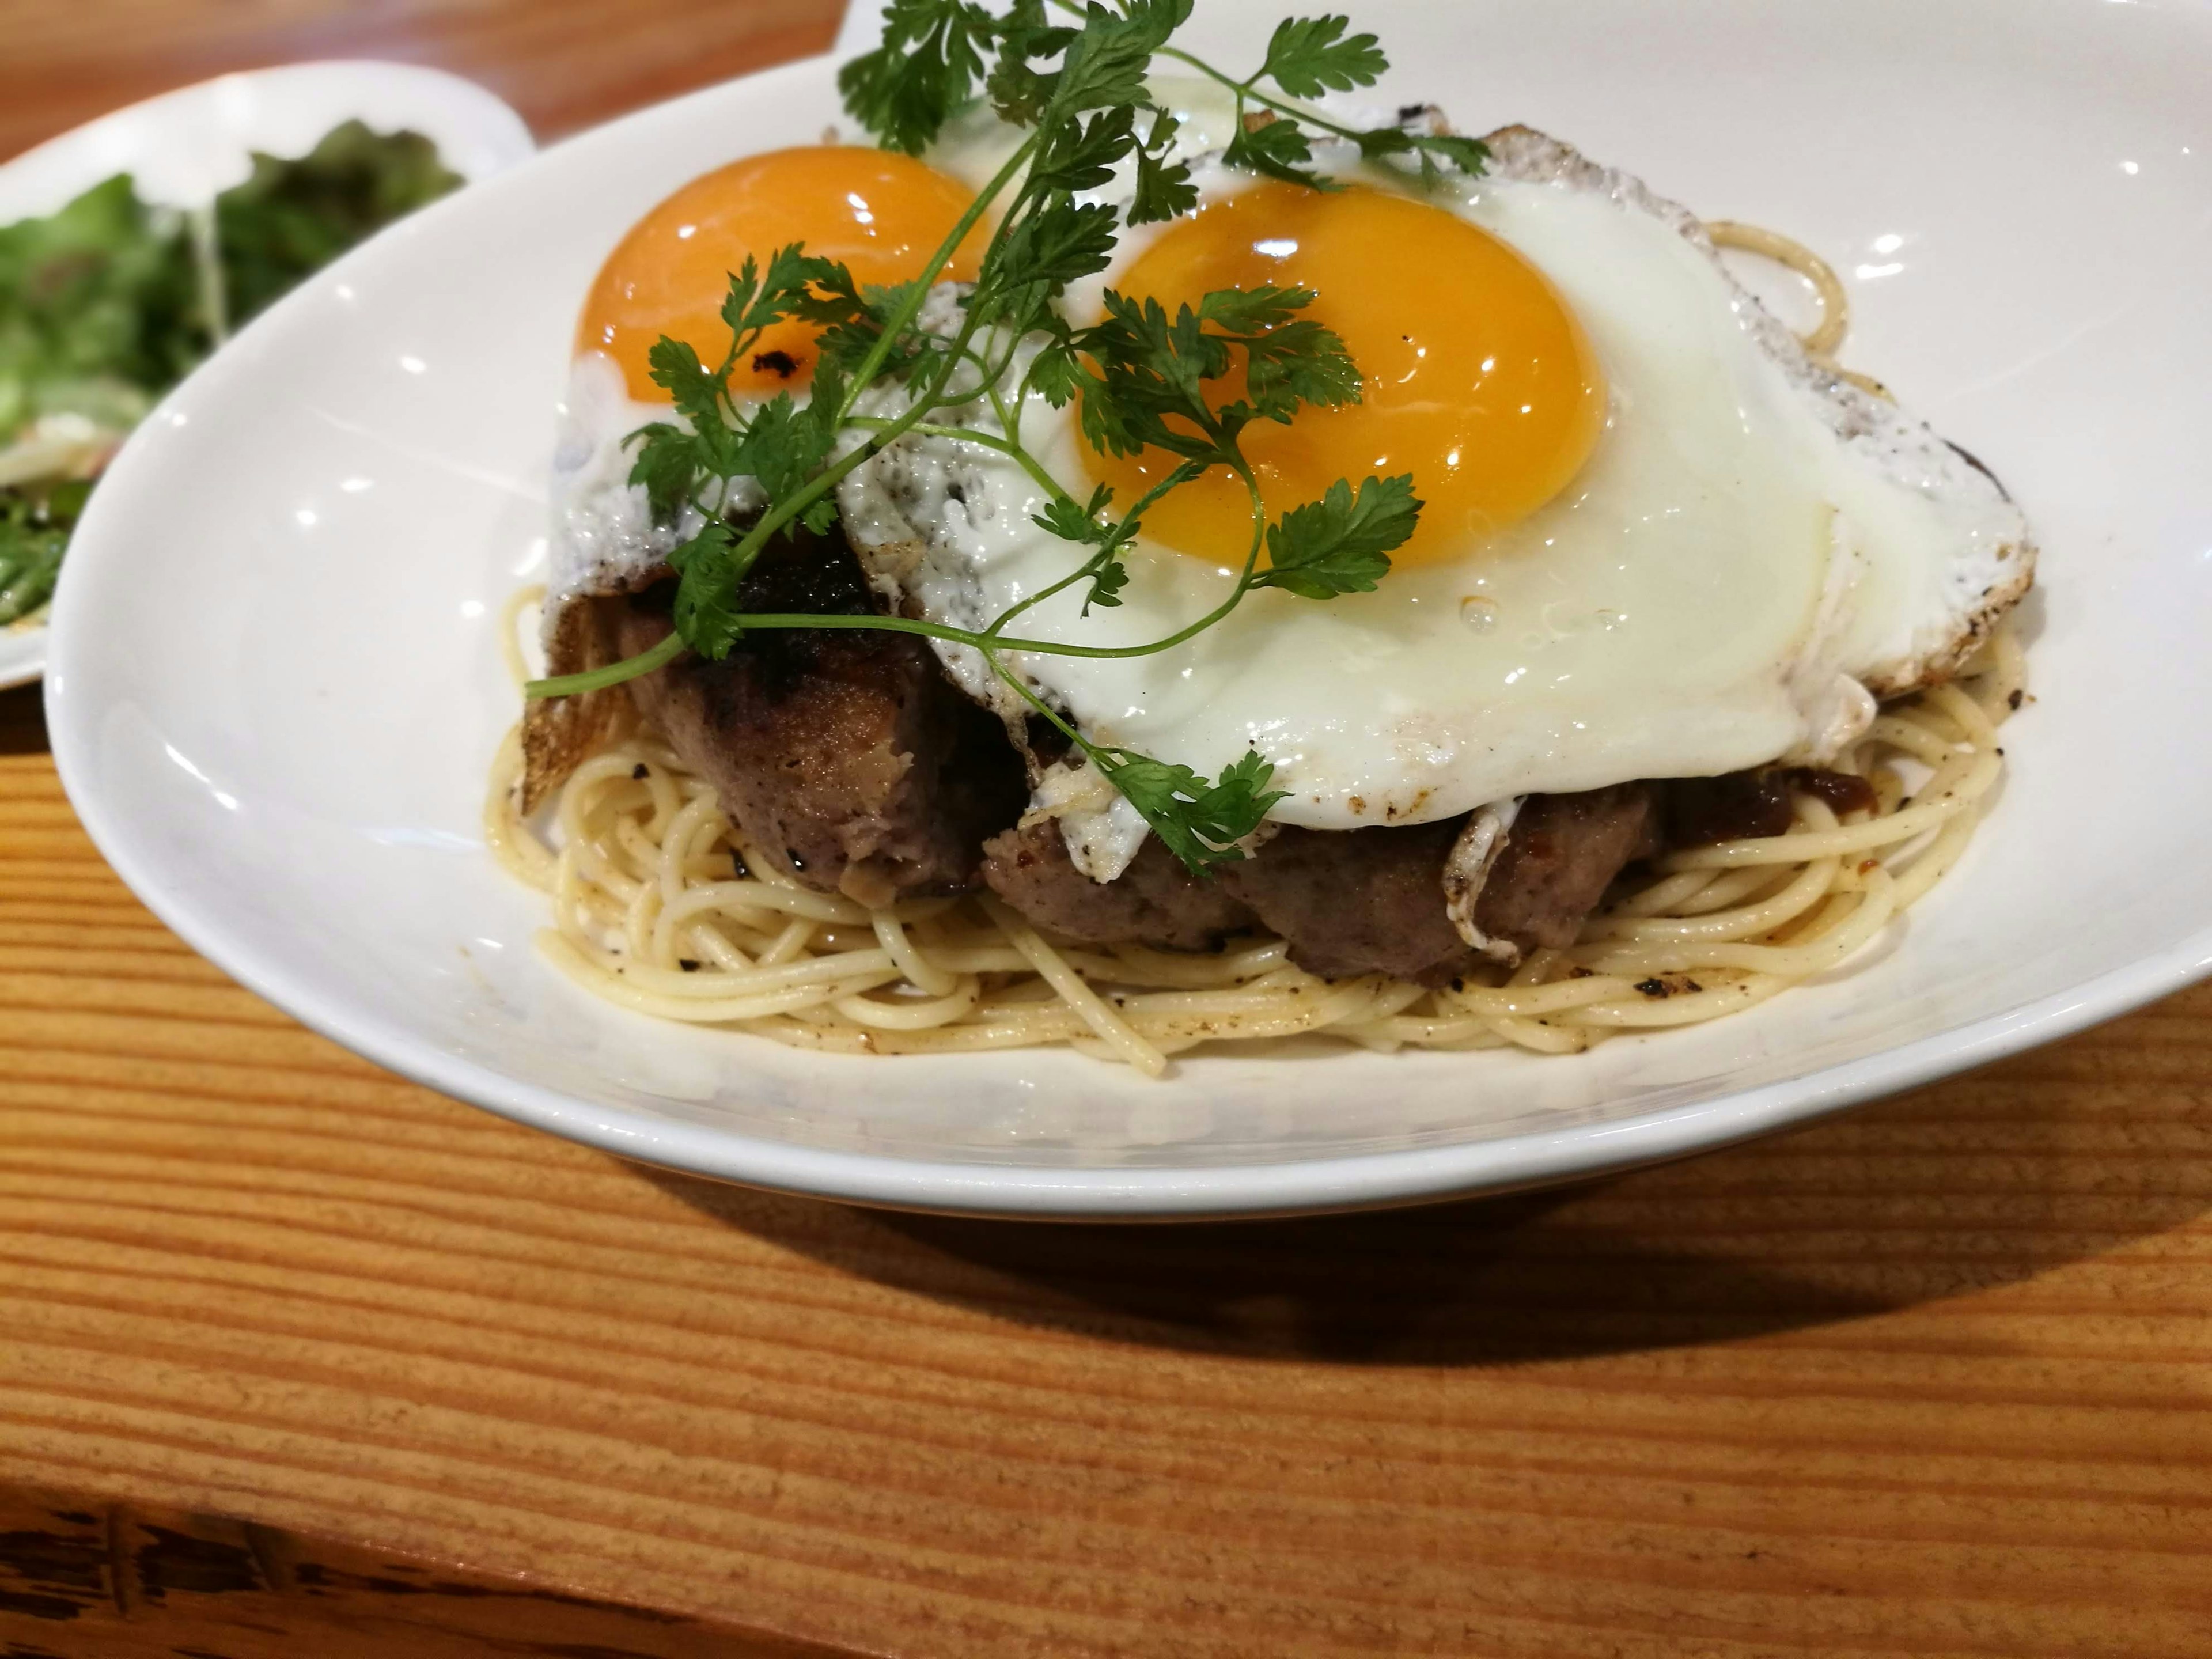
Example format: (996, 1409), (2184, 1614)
(576, 147), (987, 403)
(1086, 181), (1608, 569)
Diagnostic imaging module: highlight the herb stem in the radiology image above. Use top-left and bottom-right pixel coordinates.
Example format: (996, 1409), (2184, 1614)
(527, 627), (685, 699)
(983, 458), (1201, 638)
(846, 415), (1080, 512)
(988, 652), (1094, 760)
(738, 468), (1262, 667)
(1152, 44), (1371, 147)
(835, 135), (1036, 412)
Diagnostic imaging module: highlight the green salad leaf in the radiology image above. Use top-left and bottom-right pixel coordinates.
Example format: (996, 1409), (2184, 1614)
(214, 122), (461, 329)
(0, 175), (196, 435)
(0, 120), (465, 628)
(0, 478), (90, 625)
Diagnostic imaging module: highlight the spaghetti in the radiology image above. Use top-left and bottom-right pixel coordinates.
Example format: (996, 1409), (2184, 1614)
(489, 230), (2024, 1075)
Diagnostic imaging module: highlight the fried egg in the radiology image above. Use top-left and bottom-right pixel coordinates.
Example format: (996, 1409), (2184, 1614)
(835, 115), (2031, 877)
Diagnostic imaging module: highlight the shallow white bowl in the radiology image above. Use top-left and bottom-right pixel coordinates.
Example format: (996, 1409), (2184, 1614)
(0, 60), (537, 690)
(44, 0), (2212, 1217)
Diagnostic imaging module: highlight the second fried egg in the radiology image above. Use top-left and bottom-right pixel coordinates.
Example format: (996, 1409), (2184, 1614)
(839, 126), (2028, 873)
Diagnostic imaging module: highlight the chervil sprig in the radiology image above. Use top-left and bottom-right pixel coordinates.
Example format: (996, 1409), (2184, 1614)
(838, 0), (1006, 156)
(1256, 472), (1417, 598)
(528, 0), (1447, 869)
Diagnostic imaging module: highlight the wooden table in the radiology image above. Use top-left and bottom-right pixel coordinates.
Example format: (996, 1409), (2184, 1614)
(6, 5), (2212, 1654)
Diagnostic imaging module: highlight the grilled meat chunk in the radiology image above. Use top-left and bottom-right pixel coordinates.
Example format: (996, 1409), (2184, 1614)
(1217, 817), (1473, 984)
(1476, 784), (1663, 953)
(985, 785), (1662, 984)
(980, 820), (1256, 952)
(613, 529), (1025, 906)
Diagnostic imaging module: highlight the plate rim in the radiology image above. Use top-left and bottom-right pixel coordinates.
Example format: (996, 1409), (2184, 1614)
(43, 24), (2212, 1219)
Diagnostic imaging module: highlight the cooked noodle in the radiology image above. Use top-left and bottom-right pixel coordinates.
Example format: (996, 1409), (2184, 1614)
(490, 228), (2024, 1071)
(1706, 220), (1892, 399)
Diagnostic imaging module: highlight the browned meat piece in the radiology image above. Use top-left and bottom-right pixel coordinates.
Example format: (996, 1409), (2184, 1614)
(615, 529), (1025, 906)
(987, 785), (1665, 984)
(1791, 767), (1880, 817)
(1476, 784), (1662, 952)
(1666, 770), (1795, 846)
(980, 820), (1256, 952)
(1667, 767), (1878, 847)
(1219, 785), (1659, 981)
(1219, 817), (1473, 984)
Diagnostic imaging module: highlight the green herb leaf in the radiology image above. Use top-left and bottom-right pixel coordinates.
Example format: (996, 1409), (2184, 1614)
(1031, 482), (1137, 613)
(646, 337), (725, 431)
(1259, 14), (1388, 96)
(978, 197), (1120, 345)
(1025, 336), (1086, 407)
(1081, 555), (1131, 612)
(1355, 124), (1491, 187)
(1221, 113), (1338, 192)
(1051, 0), (1192, 116)
(642, 334), (741, 483)
(1416, 132), (1491, 176)
(986, 0), (1076, 125)
(1077, 283), (1354, 464)
(1255, 472), (1420, 599)
(722, 244), (857, 343)
(1031, 483), (1116, 548)
(1128, 110), (1198, 225)
(1030, 105), (1138, 195)
(1193, 283), (1312, 332)
(1241, 316), (1361, 416)
(1077, 293), (1223, 461)
(813, 276), (940, 385)
(982, 198), (1121, 302)
(625, 422), (707, 525)
(837, 0), (996, 154)
(732, 392), (834, 518)
(666, 520), (747, 658)
(1098, 747), (1286, 870)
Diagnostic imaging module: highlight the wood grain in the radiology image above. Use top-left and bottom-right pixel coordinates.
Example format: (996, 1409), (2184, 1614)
(7, 3), (2212, 1653)
(0, 1483), (845, 1656)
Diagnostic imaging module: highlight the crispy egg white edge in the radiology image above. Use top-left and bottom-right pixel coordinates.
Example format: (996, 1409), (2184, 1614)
(1476, 124), (2035, 696)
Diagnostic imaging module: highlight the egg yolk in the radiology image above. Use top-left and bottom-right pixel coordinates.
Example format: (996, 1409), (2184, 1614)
(1085, 181), (1607, 568)
(577, 147), (986, 403)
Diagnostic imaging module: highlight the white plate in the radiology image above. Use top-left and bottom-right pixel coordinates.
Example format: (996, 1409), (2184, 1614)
(0, 60), (536, 690)
(44, 0), (2212, 1217)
